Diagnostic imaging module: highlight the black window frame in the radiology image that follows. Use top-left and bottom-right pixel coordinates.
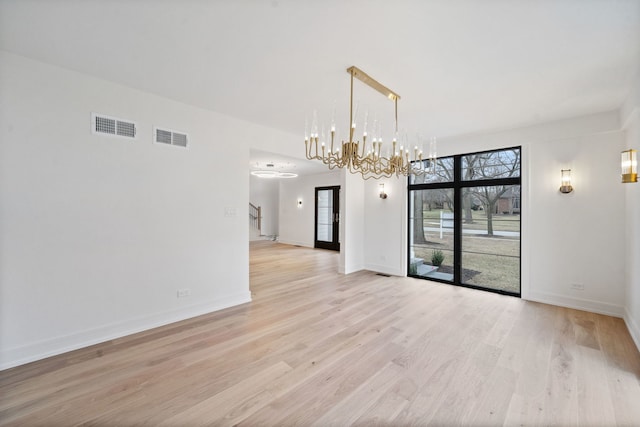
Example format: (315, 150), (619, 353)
(407, 145), (522, 297)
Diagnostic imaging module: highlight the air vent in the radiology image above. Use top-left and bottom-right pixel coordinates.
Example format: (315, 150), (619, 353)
(154, 127), (189, 148)
(91, 113), (137, 139)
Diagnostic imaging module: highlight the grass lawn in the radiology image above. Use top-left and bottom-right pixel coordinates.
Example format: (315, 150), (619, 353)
(411, 209), (520, 293)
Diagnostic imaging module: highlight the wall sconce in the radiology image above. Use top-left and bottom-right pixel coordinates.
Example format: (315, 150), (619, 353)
(621, 149), (637, 183)
(379, 183), (388, 199)
(559, 169), (573, 194)
(297, 199), (303, 208)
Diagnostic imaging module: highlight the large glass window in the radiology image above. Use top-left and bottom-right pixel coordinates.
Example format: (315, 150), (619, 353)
(409, 188), (455, 281)
(461, 185), (520, 293)
(408, 147), (521, 296)
(462, 149), (521, 180)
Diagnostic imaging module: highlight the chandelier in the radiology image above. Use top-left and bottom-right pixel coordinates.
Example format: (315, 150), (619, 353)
(305, 66), (436, 180)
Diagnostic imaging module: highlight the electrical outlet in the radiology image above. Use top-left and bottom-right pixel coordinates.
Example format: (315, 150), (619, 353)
(570, 283), (584, 291)
(177, 288), (191, 298)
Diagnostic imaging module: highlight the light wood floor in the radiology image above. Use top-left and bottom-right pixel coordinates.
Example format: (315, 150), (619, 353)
(2, 241), (640, 426)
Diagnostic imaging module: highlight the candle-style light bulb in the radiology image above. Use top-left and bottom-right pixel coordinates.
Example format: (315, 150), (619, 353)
(363, 110), (368, 137)
(312, 110), (318, 134)
(304, 116), (309, 141)
(331, 100), (336, 132)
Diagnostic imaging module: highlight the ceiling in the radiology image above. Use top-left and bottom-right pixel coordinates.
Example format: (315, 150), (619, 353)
(250, 149), (330, 176)
(1, 1), (639, 175)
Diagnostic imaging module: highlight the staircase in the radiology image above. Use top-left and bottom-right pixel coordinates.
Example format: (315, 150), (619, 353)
(249, 203), (278, 241)
(249, 203), (261, 241)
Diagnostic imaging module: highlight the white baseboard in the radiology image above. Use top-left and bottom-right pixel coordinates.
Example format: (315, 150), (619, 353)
(0, 292), (251, 371)
(525, 291), (624, 318)
(624, 307), (640, 353)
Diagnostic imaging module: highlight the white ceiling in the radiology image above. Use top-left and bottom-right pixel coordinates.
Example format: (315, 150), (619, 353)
(250, 149), (330, 176)
(1, 0), (639, 174)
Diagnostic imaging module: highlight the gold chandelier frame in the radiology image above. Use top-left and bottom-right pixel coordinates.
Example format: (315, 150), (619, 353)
(305, 66), (434, 180)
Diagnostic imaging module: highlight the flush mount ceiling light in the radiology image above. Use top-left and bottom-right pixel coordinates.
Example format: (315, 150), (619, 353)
(304, 66), (437, 180)
(250, 161), (298, 179)
(251, 170), (279, 178)
(276, 172), (298, 178)
(250, 170), (298, 178)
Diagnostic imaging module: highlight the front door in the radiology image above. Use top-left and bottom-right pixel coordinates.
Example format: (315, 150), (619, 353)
(315, 186), (340, 251)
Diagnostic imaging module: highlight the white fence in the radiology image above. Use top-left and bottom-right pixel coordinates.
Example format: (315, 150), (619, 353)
(440, 211), (453, 238)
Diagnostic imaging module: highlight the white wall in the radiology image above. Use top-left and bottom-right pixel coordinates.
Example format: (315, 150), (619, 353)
(527, 131), (626, 313)
(278, 171), (340, 247)
(340, 170), (365, 274)
(622, 75), (640, 348)
(363, 177), (408, 276)
(623, 112), (640, 349)
(249, 175), (279, 237)
(437, 111), (627, 317)
(0, 51), (299, 369)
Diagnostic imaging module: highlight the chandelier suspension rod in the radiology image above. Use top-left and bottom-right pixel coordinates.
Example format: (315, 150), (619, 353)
(346, 66), (401, 138)
(395, 98), (398, 134)
(350, 68), (354, 143)
(347, 66), (400, 100)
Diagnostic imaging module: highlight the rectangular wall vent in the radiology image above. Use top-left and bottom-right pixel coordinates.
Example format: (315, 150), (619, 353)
(154, 127), (189, 148)
(91, 113), (137, 139)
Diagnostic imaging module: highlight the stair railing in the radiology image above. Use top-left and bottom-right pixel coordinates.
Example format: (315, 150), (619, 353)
(249, 203), (261, 234)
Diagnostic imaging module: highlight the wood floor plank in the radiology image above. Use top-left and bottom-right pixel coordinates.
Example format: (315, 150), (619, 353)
(1, 241), (639, 426)
(576, 345), (616, 425)
(309, 361), (405, 427)
(463, 365), (517, 426)
(158, 360), (294, 427)
(351, 376), (417, 426)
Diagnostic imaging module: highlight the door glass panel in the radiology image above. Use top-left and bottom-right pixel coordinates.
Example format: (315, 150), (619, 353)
(316, 189), (333, 242)
(461, 185), (521, 293)
(409, 188), (454, 282)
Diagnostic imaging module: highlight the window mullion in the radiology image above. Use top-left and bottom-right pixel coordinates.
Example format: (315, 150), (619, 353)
(453, 155), (462, 284)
